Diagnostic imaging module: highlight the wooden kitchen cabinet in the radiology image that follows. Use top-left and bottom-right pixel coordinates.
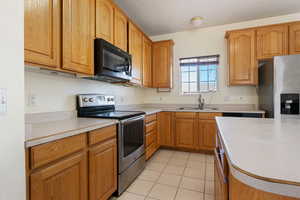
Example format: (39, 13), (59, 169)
(62, 0), (95, 75)
(145, 114), (159, 160)
(95, 0), (114, 44)
(256, 24), (288, 59)
(129, 22), (143, 85)
(24, 0), (61, 68)
(158, 112), (175, 147)
(227, 29), (257, 85)
(114, 8), (128, 52)
(289, 22), (300, 55)
(30, 152), (88, 200)
(89, 138), (117, 200)
(143, 36), (153, 87)
(175, 112), (197, 149)
(152, 40), (174, 88)
(198, 120), (218, 149)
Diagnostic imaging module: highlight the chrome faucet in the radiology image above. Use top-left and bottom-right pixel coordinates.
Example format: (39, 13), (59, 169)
(198, 94), (205, 110)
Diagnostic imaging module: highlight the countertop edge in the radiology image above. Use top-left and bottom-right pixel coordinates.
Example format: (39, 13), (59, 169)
(25, 121), (118, 148)
(215, 117), (300, 198)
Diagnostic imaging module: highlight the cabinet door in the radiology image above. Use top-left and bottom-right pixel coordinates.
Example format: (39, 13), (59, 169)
(129, 22), (143, 85)
(228, 29), (257, 85)
(30, 152), (87, 200)
(175, 117), (197, 149)
(96, 0), (114, 44)
(257, 24), (288, 59)
(152, 40), (174, 88)
(114, 8), (128, 51)
(289, 22), (300, 55)
(89, 139), (117, 200)
(158, 112), (174, 147)
(199, 120), (218, 149)
(62, 0), (95, 75)
(24, 0), (61, 68)
(143, 37), (153, 87)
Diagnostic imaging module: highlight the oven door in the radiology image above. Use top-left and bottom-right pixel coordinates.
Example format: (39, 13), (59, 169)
(118, 115), (145, 173)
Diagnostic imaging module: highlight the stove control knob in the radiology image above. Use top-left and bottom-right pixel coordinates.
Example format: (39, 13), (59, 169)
(89, 98), (95, 102)
(83, 97), (89, 103)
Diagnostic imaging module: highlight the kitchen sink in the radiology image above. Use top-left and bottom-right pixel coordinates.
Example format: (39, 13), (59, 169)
(178, 107), (219, 111)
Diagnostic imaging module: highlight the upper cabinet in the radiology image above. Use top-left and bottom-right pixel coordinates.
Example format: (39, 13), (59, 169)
(226, 21), (299, 86)
(129, 22), (143, 85)
(142, 37), (152, 87)
(95, 0), (114, 44)
(256, 24), (288, 59)
(114, 8), (128, 52)
(289, 22), (300, 55)
(62, 0), (95, 75)
(24, 0), (61, 68)
(227, 29), (257, 85)
(152, 40), (174, 88)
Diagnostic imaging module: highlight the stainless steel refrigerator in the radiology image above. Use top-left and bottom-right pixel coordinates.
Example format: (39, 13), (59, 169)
(258, 54), (300, 119)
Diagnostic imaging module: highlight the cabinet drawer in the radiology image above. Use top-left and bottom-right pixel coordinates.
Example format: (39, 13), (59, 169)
(198, 113), (222, 120)
(146, 131), (156, 147)
(175, 112), (196, 119)
(30, 134), (86, 169)
(146, 121), (157, 133)
(145, 114), (157, 123)
(89, 125), (117, 145)
(146, 142), (156, 160)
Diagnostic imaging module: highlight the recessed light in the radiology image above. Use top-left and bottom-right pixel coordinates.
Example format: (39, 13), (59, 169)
(191, 16), (204, 27)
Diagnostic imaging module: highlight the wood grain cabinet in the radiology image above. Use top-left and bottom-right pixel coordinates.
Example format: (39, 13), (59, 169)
(95, 0), (114, 44)
(152, 40), (174, 88)
(175, 112), (197, 149)
(256, 24), (288, 59)
(289, 22), (300, 55)
(143, 37), (153, 87)
(24, 0), (61, 68)
(62, 0), (95, 75)
(158, 112), (175, 147)
(30, 152), (88, 200)
(145, 114), (159, 160)
(89, 139), (117, 200)
(227, 29), (257, 85)
(27, 125), (117, 200)
(129, 22), (143, 85)
(114, 8), (128, 52)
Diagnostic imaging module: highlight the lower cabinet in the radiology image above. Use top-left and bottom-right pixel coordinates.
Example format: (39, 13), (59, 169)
(145, 114), (159, 160)
(89, 139), (117, 200)
(27, 125), (117, 200)
(198, 120), (218, 149)
(175, 113), (197, 149)
(158, 112), (175, 147)
(30, 152), (88, 200)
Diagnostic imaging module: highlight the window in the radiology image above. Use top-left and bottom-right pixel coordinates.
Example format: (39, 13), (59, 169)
(180, 55), (219, 94)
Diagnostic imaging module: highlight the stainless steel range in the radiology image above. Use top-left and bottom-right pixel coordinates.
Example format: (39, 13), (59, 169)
(77, 94), (146, 195)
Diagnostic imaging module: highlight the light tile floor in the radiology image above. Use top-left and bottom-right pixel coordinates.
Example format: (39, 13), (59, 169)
(111, 149), (215, 200)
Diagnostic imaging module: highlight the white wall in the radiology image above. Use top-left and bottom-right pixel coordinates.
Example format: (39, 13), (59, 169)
(143, 12), (300, 105)
(0, 0), (25, 200)
(25, 70), (145, 113)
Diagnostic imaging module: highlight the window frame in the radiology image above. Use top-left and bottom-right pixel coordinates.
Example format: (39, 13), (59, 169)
(179, 55), (219, 95)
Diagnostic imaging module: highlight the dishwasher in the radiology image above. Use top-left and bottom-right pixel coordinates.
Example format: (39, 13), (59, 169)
(222, 112), (264, 118)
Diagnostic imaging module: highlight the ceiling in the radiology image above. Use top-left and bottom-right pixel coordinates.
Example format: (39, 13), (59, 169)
(114, 0), (300, 36)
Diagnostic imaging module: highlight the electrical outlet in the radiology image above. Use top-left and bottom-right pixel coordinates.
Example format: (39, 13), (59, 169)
(28, 94), (37, 107)
(0, 88), (7, 114)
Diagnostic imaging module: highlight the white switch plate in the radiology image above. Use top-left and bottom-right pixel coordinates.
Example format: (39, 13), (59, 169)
(0, 88), (7, 114)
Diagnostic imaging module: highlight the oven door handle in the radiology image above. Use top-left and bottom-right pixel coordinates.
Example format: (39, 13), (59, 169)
(120, 115), (145, 124)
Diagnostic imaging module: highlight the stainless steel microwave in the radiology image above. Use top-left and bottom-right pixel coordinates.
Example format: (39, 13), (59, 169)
(93, 39), (132, 83)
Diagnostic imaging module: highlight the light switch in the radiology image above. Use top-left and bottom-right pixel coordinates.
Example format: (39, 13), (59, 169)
(0, 88), (7, 114)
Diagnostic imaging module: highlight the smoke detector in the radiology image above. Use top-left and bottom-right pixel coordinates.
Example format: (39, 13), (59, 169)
(190, 16), (204, 27)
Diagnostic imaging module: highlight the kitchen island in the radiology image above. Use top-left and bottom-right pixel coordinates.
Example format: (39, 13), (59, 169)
(215, 117), (300, 199)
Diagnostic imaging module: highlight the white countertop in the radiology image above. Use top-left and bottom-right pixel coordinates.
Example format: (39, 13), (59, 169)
(25, 117), (118, 147)
(216, 117), (300, 187)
